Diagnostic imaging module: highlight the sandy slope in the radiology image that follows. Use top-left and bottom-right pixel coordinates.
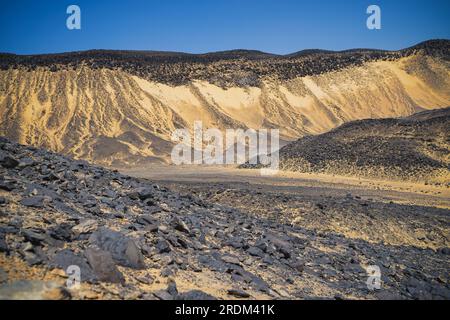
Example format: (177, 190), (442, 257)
(0, 54), (449, 166)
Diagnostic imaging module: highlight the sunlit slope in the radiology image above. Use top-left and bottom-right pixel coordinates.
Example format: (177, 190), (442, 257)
(0, 51), (449, 166)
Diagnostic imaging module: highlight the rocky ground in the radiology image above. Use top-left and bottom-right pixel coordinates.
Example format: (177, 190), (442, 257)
(0, 137), (449, 300)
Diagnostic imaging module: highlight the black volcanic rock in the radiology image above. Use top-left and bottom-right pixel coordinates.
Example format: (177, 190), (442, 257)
(1, 40), (448, 87)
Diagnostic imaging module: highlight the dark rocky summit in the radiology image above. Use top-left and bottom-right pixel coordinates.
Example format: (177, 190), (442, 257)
(1, 40), (448, 88)
(0, 137), (449, 300)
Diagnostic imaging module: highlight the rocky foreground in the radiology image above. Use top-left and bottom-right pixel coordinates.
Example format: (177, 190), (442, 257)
(0, 137), (449, 300)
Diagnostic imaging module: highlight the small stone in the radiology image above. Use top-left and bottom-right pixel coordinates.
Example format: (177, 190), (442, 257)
(145, 223), (159, 232)
(153, 290), (173, 300)
(176, 290), (217, 300)
(136, 214), (155, 226)
(72, 219), (98, 235)
(156, 239), (171, 253)
(171, 217), (190, 234)
(0, 156), (19, 169)
(20, 196), (51, 208)
(0, 181), (15, 191)
(21, 229), (46, 244)
(48, 223), (73, 241)
(84, 247), (125, 284)
(89, 228), (145, 269)
(51, 249), (96, 282)
(290, 260), (305, 273)
(167, 279), (178, 296)
(227, 289), (251, 298)
(158, 225), (169, 233)
(23, 242), (34, 252)
(136, 275), (154, 285)
(160, 267), (176, 277)
(133, 188), (154, 201)
(247, 246), (264, 257)
(18, 157), (35, 168)
(221, 255), (241, 265)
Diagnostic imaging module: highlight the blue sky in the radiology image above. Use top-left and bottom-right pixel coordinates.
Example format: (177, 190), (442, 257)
(0, 0), (449, 55)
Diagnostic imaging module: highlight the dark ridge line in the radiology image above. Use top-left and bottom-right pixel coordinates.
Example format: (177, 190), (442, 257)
(0, 39), (448, 59)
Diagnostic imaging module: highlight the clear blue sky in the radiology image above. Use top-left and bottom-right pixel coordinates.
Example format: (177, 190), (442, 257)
(0, 0), (449, 55)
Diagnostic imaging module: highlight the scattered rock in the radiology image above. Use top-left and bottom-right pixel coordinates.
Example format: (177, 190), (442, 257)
(136, 275), (154, 285)
(176, 290), (217, 300)
(89, 228), (145, 269)
(51, 249), (96, 282)
(0, 156), (19, 169)
(21, 229), (46, 244)
(171, 217), (190, 234)
(20, 196), (51, 208)
(84, 247), (125, 284)
(72, 219), (98, 235)
(167, 279), (178, 296)
(156, 239), (171, 254)
(247, 246), (264, 257)
(221, 255), (241, 265)
(0, 136), (448, 300)
(0, 234), (8, 252)
(227, 288), (251, 298)
(153, 290), (174, 300)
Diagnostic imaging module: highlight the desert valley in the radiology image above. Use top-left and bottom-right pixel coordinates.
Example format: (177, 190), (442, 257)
(0, 39), (449, 300)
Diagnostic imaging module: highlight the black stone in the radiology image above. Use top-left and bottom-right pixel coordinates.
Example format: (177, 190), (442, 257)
(89, 228), (145, 269)
(84, 247), (125, 284)
(176, 290), (217, 300)
(1, 156), (19, 169)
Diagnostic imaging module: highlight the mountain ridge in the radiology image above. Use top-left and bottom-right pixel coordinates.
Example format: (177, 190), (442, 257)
(1, 39), (448, 58)
(0, 39), (449, 166)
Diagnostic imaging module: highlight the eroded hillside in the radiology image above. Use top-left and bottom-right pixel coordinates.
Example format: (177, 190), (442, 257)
(0, 41), (449, 166)
(276, 107), (450, 184)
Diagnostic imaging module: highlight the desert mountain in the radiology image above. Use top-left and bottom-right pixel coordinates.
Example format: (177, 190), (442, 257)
(0, 40), (449, 166)
(276, 107), (450, 183)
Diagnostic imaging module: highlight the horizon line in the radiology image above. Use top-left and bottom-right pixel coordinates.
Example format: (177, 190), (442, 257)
(1, 38), (448, 57)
